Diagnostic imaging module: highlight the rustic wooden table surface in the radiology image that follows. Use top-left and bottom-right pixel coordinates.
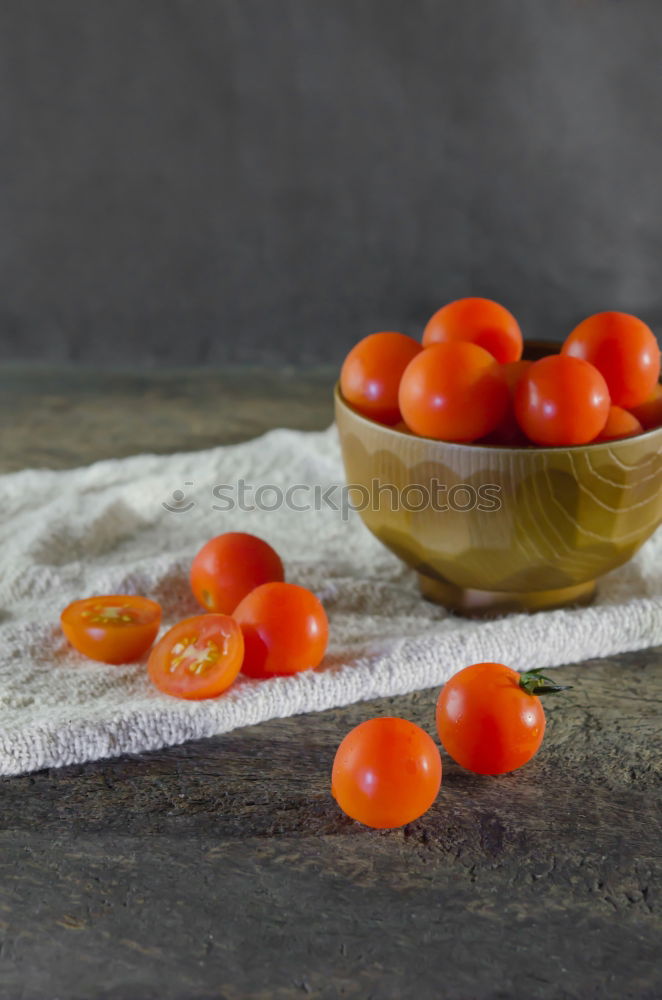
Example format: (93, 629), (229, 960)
(0, 367), (660, 1000)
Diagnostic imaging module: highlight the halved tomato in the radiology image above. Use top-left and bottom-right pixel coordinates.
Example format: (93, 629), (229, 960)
(61, 595), (162, 664)
(147, 614), (244, 700)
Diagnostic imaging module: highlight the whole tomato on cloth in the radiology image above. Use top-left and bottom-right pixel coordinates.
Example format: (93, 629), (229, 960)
(233, 582), (328, 678)
(190, 532), (284, 614)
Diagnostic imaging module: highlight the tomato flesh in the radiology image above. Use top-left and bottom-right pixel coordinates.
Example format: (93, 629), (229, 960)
(61, 595), (161, 664)
(147, 614), (244, 700)
(233, 582), (328, 678)
(190, 532), (284, 614)
(332, 717), (442, 829)
(436, 662), (545, 775)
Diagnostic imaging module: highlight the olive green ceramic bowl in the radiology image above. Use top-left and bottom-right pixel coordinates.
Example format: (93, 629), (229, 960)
(335, 343), (662, 615)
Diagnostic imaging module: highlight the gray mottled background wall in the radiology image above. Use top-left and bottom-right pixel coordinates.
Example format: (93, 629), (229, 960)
(0, 0), (660, 367)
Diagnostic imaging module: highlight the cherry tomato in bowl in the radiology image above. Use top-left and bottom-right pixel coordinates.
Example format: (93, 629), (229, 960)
(629, 384), (662, 430)
(562, 311), (660, 409)
(61, 595), (162, 664)
(482, 359), (533, 445)
(436, 662), (567, 775)
(332, 717), (442, 829)
(233, 582), (328, 678)
(340, 331), (422, 425)
(514, 354), (610, 446)
(147, 614), (244, 700)
(190, 532), (284, 614)
(422, 297), (523, 364)
(398, 341), (510, 441)
(595, 406), (643, 442)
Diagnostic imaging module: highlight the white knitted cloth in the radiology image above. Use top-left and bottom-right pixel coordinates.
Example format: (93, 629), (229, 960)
(0, 425), (660, 776)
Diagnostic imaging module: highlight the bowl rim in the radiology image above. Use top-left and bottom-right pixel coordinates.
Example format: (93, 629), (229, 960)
(334, 382), (662, 455)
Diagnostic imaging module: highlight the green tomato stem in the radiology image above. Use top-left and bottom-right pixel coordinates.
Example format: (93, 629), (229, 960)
(519, 668), (572, 696)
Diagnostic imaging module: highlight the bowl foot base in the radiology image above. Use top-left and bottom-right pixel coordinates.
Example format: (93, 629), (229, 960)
(417, 574), (597, 617)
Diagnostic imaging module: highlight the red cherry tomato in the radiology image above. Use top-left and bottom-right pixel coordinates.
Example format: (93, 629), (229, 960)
(398, 341), (509, 441)
(147, 614), (244, 700)
(61, 595), (162, 664)
(331, 717), (442, 829)
(503, 359), (533, 392)
(562, 311), (660, 408)
(422, 297), (523, 364)
(629, 384), (662, 430)
(514, 354), (610, 446)
(436, 662), (546, 775)
(190, 532), (284, 614)
(340, 332), (422, 425)
(483, 360), (533, 444)
(595, 406), (643, 442)
(233, 582), (328, 678)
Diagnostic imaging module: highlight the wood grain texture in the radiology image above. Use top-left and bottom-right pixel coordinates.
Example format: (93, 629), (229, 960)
(0, 367), (660, 1000)
(0, 365), (336, 472)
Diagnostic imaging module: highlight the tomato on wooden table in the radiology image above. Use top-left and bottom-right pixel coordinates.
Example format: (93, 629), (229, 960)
(190, 532), (284, 614)
(398, 341), (509, 442)
(596, 406), (643, 442)
(340, 331), (422, 425)
(422, 297), (523, 364)
(332, 717), (442, 829)
(61, 595), (162, 664)
(562, 311), (660, 409)
(233, 581), (328, 678)
(514, 354), (610, 446)
(147, 614), (244, 699)
(436, 662), (567, 775)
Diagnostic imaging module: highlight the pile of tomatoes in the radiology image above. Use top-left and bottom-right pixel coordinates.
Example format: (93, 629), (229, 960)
(332, 661), (567, 829)
(61, 539), (568, 830)
(61, 532), (328, 699)
(340, 299), (662, 446)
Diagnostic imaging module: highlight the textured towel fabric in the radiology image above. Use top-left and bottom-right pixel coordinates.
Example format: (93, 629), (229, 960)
(0, 425), (660, 776)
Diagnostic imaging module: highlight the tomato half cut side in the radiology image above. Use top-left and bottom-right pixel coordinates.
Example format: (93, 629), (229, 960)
(61, 595), (162, 664)
(147, 614), (244, 700)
